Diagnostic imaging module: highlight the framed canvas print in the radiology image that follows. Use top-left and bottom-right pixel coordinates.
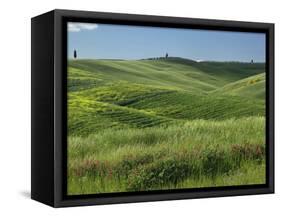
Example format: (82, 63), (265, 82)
(31, 9), (274, 207)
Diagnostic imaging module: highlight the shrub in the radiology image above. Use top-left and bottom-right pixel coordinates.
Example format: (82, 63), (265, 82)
(231, 144), (265, 163)
(126, 154), (197, 191)
(201, 148), (233, 177)
(114, 154), (154, 177)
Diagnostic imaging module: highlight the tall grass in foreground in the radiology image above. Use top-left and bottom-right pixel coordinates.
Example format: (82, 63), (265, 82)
(67, 117), (265, 195)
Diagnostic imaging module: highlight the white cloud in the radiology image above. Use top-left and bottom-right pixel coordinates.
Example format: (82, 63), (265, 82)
(68, 23), (98, 32)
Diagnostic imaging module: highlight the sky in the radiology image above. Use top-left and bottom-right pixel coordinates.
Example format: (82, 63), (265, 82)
(67, 22), (266, 62)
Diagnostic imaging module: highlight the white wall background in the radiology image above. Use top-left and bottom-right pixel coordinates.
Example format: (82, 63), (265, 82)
(0, 0), (279, 215)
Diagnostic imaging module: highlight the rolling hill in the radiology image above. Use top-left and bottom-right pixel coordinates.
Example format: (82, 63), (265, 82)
(68, 58), (265, 91)
(213, 73), (265, 100)
(67, 57), (266, 194)
(67, 58), (265, 136)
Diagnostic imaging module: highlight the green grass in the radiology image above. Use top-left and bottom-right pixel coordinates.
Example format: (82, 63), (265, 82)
(67, 58), (266, 195)
(67, 117), (265, 194)
(214, 73), (265, 100)
(69, 59), (264, 93)
(68, 97), (175, 136)
(68, 80), (264, 136)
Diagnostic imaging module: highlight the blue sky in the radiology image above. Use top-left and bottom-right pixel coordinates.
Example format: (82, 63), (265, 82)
(68, 22), (265, 62)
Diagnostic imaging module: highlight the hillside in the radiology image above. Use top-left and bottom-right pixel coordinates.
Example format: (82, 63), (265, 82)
(67, 58), (265, 136)
(213, 73), (265, 100)
(158, 57), (265, 82)
(69, 58), (264, 93)
(67, 58), (266, 194)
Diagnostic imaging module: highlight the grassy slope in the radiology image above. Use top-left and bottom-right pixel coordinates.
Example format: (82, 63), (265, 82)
(68, 117), (265, 194)
(67, 58), (266, 194)
(68, 59), (265, 136)
(69, 59), (265, 93)
(213, 73), (265, 100)
(68, 59), (265, 95)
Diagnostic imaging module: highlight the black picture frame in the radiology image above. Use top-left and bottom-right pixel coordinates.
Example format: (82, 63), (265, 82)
(31, 9), (274, 207)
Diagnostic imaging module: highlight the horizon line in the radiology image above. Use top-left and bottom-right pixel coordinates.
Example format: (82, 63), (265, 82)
(67, 56), (266, 63)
